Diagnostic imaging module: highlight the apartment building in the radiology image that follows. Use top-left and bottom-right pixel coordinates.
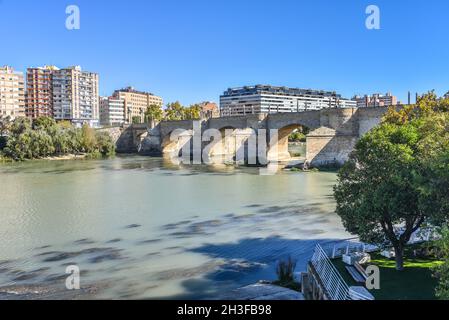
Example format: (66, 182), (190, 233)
(353, 93), (398, 108)
(52, 66), (99, 127)
(0, 66), (25, 119)
(26, 66), (59, 119)
(112, 86), (163, 124)
(220, 85), (356, 116)
(99, 96), (125, 126)
(198, 101), (219, 119)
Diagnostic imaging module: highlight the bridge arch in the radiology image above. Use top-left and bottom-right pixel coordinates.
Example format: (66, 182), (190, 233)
(130, 126), (150, 153)
(205, 126), (237, 163)
(268, 123), (311, 162)
(265, 112), (319, 163)
(266, 111), (321, 131)
(161, 128), (194, 157)
(159, 120), (198, 159)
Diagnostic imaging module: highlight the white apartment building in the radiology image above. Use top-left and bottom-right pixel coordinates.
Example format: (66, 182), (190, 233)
(52, 66), (99, 127)
(220, 85), (356, 116)
(112, 87), (163, 124)
(0, 66), (25, 119)
(353, 93), (398, 108)
(100, 96), (125, 126)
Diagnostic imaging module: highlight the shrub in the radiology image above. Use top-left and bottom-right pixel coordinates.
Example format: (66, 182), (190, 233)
(276, 256), (297, 283)
(289, 131), (306, 142)
(290, 152), (302, 157)
(273, 256), (300, 291)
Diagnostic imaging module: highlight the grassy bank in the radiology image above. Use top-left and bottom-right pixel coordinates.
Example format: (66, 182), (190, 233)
(332, 247), (442, 300)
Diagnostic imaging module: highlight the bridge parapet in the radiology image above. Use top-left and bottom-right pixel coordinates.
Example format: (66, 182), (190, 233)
(159, 119), (198, 137)
(207, 113), (267, 130)
(267, 111), (321, 131)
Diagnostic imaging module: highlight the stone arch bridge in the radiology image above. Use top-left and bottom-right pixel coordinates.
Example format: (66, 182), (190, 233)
(114, 107), (389, 167)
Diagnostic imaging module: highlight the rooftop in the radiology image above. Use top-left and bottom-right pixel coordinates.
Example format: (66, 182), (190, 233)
(113, 86), (156, 96)
(222, 84), (341, 98)
(27, 66), (60, 71)
(0, 66), (23, 75)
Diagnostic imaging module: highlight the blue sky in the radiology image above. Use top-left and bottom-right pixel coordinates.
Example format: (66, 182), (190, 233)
(1, 0), (449, 105)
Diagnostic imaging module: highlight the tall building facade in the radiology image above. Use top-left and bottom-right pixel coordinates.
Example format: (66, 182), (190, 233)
(52, 66), (99, 127)
(220, 85), (356, 116)
(0, 66), (25, 119)
(99, 96), (125, 126)
(353, 93), (398, 108)
(112, 87), (163, 124)
(26, 66), (59, 119)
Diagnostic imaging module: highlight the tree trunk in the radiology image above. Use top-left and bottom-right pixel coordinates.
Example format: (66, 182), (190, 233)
(394, 246), (404, 271)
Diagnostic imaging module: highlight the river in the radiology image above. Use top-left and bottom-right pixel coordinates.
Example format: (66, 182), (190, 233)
(0, 155), (350, 299)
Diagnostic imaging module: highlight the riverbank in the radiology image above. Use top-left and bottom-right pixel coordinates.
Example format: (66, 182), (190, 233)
(1, 153), (100, 162)
(44, 154), (88, 161)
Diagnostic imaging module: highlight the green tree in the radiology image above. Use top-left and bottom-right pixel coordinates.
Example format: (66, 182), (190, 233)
(145, 104), (164, 123)
(132, 116), (142, 124)
(57, 120), (73, 130)
(0, 115), (11, 136)
(0, 115), (11, 150)
(433, 227), (449, 299)
(384, 91), (449, 125)
(30, 129), (55, 158)
(9, 117), (31, 135)
(95, 131), (116, 157)
(1, 117), (116, 160)
(80, 124), (97, 153)
(334, 108), (449, 271)
(165, 101), (185, 121)
(53, 128), (71, 155)
(4, 134), (29, 160)
(184, 104), (201, 120)
(289, 128), (309, 142)
(66, 127), (83, 154)
(32, 116), (57, 131)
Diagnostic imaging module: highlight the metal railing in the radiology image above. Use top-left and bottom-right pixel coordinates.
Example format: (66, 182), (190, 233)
(321, 227), (438, 259)
(311, 243), (376, 300)
(323, 238), (378, 259)
(310, 244), (351, 300)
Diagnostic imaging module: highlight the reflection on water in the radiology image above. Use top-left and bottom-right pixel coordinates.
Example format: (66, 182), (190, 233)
(0, 155), (349, 299)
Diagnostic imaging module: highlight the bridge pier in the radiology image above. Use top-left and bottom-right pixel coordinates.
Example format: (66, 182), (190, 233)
(306, 128), (358, 167)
